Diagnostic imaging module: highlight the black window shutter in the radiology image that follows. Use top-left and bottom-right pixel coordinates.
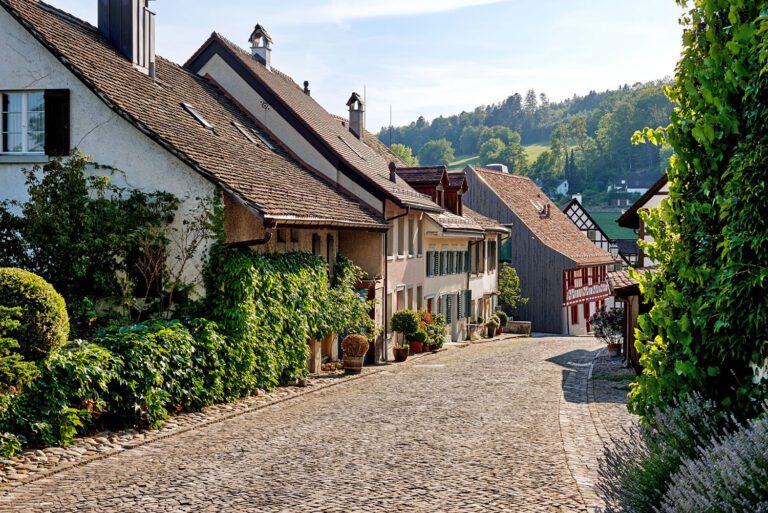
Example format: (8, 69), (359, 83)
(44, 89), (70, 156)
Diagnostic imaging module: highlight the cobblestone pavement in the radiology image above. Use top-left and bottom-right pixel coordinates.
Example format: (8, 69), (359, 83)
(1, 336), (633, 513)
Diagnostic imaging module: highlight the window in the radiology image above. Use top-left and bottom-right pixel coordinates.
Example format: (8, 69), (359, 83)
(407, 288), (414, 310)
(326, 234), (335, 265)
(387, 226), (394, 257)
(426, 251), (434, 277)
(181, 102), (212, 129)
(250, 127), (276, 150)
(2, 91), (44, 153)
(416, 286), (423, 310)
(291, 229), (299, 243)
(386, 293), (393, 328)
(478, 242), (486, 274)
(587, 229), (596, 242)
(277, 228), (289, 243)
(571, 305), (579, 325)
(397, 217), (405, 256)
(488, 241), (497, 272)
(312, 234), (321, 256)
(408, 217), (415, 256)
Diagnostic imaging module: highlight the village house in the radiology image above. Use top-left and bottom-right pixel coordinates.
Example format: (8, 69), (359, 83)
(183, 26), (506, 349)
(608, 174), (668, 368)
(463, 166), (615, 335)
(0, 0), (392, 369)
(394, 166), (509, 341)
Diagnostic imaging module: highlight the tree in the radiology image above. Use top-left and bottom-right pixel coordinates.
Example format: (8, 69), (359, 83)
(389, 143), (419, 167)
(479, 138), (506, 164)
(498, 266), (528, 312)
(458, 126), (482, 155)
(417, 139), (455, 166)
(524, 89), (538, 116)
(629, 0), (768, 421)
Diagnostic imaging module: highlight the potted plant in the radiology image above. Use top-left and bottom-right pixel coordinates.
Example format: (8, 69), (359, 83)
(426, 312), (447, 350)
(589, 307), (624, 357)
(394, 340), (410, 362)
(341, 334), (369, 374)
(392, 309), (420, 353)
(409, 329), (428, 354)
(485, 316), (499, 338)
(495, 311), (508, 334)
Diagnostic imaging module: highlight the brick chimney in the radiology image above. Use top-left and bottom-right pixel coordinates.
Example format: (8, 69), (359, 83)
(249, 24), (272, 70)
(346, 92), (365, 139)
(98, 0), (156, 77)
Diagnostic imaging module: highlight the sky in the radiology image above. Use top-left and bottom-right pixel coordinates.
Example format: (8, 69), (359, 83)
(48, 0), (684, 132)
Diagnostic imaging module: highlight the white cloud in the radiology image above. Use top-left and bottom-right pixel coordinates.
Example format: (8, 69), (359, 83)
(272, 0), (507, 25)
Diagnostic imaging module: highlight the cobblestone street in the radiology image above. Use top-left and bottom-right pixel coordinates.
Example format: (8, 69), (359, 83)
(1, 336), (634, 513)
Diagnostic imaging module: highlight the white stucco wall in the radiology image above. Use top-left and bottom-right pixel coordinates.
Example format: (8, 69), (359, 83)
(0, 9), (217, 289)
(193, 54), (383, 213)
(639, 181), (669, 267)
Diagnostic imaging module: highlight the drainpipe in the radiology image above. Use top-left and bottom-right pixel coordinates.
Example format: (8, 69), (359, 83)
(383, 206), (411, 361)
(225, 231), (273, 249)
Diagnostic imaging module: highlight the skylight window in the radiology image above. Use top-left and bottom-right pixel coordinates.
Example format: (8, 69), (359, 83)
(250, 127), (276, 150)
(181, 102), (212, 129)
(338, 135), (366, 161)
(232, 122), (257, 144)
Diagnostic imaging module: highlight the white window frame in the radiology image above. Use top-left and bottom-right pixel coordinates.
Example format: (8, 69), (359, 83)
(1, 91), (45, 155)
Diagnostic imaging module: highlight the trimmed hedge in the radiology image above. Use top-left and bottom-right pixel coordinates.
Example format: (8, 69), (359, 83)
(0, 268), (69, 361)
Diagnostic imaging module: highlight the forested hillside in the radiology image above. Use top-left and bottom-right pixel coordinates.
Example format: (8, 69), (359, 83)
(379, 80), (674, 203)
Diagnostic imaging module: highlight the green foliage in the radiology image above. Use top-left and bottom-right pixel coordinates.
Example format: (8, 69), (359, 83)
(597, 395), (733, 513)
(417, 139), (455, 166)
(391, 310), (420, 336)
(421, 311), (447, 348)
(389, 143), (419, 166)
(328, 255), (378, 344)
(0, 153), (215, 334)
(629, 0), (768, 420)
(205, 246), (350, 392)
(0, 432), (23, 459)
(498, 266), (528, 312)
(0, 268), (69, 361)
(0, 307), (37, 401)
(382, 81), (674, 198)
(409, 329), (427, 344)
(589, 307), (623, 345)
(1, 341), (120, 447)
(494, 311), (508, 328)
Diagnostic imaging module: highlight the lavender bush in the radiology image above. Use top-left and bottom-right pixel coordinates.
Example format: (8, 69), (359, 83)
(659, 417), (768, 513)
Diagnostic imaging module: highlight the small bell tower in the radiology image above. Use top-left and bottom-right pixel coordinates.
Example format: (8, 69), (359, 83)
(249, 24), (273, 70)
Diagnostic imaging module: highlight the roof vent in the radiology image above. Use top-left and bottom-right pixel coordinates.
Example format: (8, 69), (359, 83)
(389, 162), (397, 183)
(303, 81), (310, 96)
(249, 24), (272, 70)
(346, 92), (365, 140)
(98, 0), (156, 78)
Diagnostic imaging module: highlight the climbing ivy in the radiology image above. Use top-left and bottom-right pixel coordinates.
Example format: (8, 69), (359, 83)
(630, 1), (768, 420)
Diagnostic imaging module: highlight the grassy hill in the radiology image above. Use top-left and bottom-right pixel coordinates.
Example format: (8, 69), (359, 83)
(589, 211), (636, 240)
(448, 143), (550, 171)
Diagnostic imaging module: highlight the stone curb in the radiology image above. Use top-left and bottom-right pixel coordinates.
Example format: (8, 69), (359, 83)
(0, 345), (459, 492)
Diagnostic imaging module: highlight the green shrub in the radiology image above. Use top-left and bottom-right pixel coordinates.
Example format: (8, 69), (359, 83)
(96, 321), (207, 429)
(409, 329), (427, 344)
(391, 310), (420, 336)
(659, 416), (768, 513)
(1, 341), (120, 447)
(597, 394), (733, 513)
(0, 306), (38, 402)
(0, 432), (23, 459)
(0, 268), (69, 361)
(499, 266), (528, 311)
(425, 312), (447, 347)
(495, 311), (508, 327)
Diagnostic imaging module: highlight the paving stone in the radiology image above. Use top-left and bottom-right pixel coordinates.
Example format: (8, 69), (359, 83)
(0, 336), (634, 512)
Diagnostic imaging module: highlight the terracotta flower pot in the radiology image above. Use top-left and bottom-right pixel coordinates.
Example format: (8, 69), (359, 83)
(394, 348), (409, 362)
(343, 356), (364, 374)
(409, 341), (423, 354)
(607, 343), (622, 357)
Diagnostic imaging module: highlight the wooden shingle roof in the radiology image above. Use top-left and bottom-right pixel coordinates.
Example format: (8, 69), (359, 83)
(469, 166), (614, 266)
(187, 33), (441, 213)
(0, 0), (386, 230)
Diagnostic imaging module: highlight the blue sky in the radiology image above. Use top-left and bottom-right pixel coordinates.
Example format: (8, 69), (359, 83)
(49, 0), (684, 132)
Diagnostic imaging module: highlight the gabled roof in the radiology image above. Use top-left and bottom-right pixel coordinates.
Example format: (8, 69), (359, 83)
(617, 175), (668, 229)
(0, 0), (386, 230)
(607, 266), (657, 296)
(463, 206), (510, 234)
(561, 198), (611, 241)
(467, 166), (614, 266)
(394, 166), (448, 187)
(185, 33), (441, 213)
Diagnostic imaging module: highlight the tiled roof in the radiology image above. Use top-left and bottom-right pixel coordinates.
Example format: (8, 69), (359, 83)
(447, 171), (468, 191)
(190, 34), (441, 212)
(394, 166), (447, 186)
(463, 206), (510, 234)
(427, 210), (484, 234)
(0, 0), (386, 230)
(607, 267), (657, 294)
(469, 166), (614, 266)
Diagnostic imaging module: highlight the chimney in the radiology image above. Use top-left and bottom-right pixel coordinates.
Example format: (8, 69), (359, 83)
(346, 92), (365, 139)
(98, 0), (156, 78)
(249, 24), (272, 70)
(572, 193), (583, 205)
(388, 162), (397, 183)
